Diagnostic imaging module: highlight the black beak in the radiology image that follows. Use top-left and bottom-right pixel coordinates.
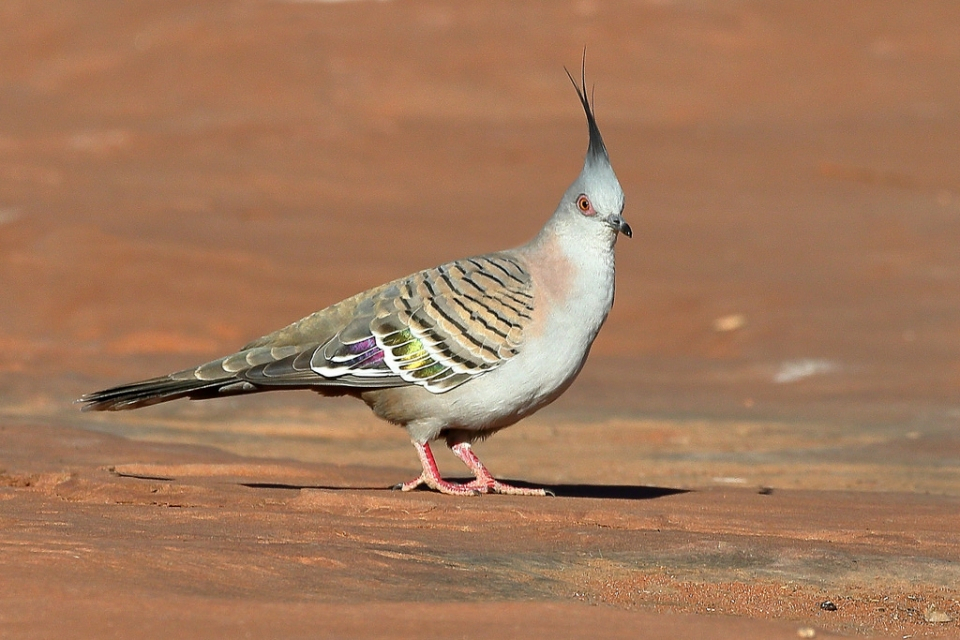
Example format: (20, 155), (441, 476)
(619, 218), (632, 238)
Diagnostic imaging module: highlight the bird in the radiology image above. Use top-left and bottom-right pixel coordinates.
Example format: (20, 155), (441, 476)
(79, 62), (630, 496)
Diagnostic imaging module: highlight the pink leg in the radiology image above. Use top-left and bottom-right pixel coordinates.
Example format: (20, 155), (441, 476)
(450, 442), (551, 496)
(395, 441), (482, 496)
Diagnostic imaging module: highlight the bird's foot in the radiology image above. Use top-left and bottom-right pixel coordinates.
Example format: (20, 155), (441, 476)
(462, 478), (553, 496)
(451, 442), (554, 496)
(393, 473), (481, 496)
(395, 440), (552, 496)
(392, 474), (550, 496)
(394, 442), (482, 495)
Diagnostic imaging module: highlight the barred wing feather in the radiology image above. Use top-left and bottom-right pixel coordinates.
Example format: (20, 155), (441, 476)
(247, 253), (533, 394)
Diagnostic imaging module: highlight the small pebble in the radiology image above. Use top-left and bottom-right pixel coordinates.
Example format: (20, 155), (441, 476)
(713, 314), (746, 332)
(820, 600), (838, 611)
(924, 607), (953, 623)
(797, 627), (817, 638)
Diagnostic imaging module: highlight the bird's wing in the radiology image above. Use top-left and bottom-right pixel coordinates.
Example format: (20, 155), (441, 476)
(238, 252), (534, 394)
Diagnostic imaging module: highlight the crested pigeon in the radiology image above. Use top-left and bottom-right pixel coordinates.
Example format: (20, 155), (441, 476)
(79, 64), (631, 496)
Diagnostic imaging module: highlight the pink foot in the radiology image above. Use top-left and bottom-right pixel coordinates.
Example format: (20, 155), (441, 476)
(394, 440), (552, 497)
(462, 477), (551, 496)
(393, 442), (481, 496)
(394, 472), (481, 496)
(451, 442), (553, 496)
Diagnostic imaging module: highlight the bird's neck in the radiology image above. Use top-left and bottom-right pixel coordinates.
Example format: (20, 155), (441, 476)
(521, 221), (617, 316)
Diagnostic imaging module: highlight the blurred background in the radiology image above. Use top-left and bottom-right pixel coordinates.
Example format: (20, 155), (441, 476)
(1, 0), (958, 491)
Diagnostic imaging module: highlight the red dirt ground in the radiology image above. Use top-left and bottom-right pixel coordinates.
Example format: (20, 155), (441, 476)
(2, 1), (959, 638)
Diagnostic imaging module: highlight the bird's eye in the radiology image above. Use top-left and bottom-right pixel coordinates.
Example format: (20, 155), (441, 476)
(577, 194), (593, 215)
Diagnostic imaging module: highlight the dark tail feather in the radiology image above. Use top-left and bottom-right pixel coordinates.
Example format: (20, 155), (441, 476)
(78, 374), (253, 412)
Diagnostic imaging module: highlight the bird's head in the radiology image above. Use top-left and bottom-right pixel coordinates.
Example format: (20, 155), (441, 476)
(555, 63), (630, 244)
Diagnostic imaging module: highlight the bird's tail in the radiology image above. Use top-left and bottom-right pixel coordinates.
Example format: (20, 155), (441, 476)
(78, 339), (390, 411)
(78, 370), (254, 412)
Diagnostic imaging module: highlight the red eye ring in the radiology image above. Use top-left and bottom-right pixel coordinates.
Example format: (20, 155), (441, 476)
(577, 194), (593, 214)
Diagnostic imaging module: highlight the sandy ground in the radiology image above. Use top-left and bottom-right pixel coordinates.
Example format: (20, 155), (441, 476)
(2, 0), (960, 638)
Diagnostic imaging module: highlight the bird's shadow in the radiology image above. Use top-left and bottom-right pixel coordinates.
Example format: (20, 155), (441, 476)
(110, 470), (687, 500)
(239, 479), (688, 501)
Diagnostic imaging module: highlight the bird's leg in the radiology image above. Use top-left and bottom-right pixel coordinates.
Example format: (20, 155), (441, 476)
(395, 441), (482, 496)
(450, 442), (551, 496)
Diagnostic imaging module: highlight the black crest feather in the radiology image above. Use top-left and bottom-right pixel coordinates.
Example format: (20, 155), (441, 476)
(564, 51), (608, 164)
